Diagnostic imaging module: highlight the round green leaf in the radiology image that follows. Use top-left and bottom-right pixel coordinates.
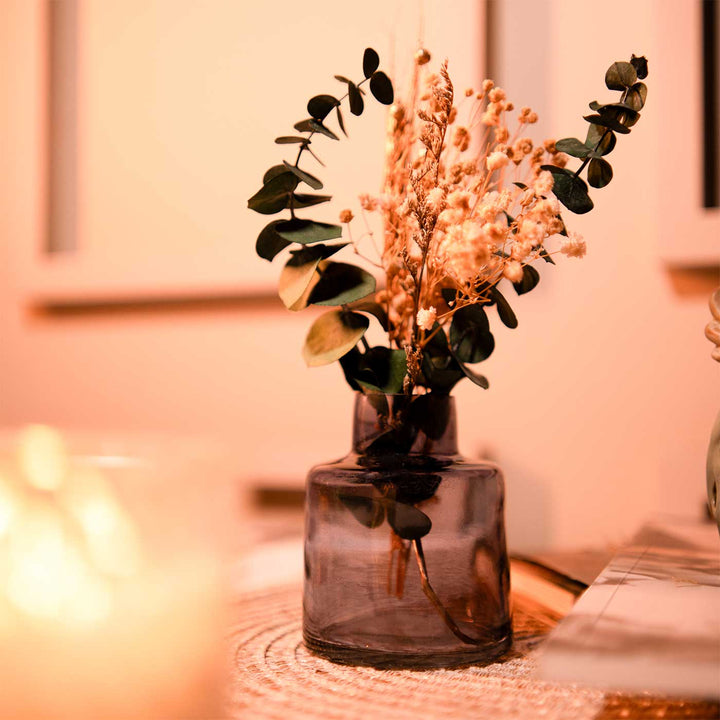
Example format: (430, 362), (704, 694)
(626, 82), (647, 111)
(587, 157), (613, 188)
(255, 220), (291, 261)
(263, 164), (290, 183)
(275, 219), (343, 245)
(278, 256), (322, 311)
(541, 165), (594, 214)
(294, 118), (339, 141)
(302, 310), (369, 367)
(348, 81), (364, 116)
(555, 137), (591, 159)
(247, 172), (300, 214)
(387, 501), (432, 540)
(490, 287), (518, 328)
(369, 71), (394, 105)
(512, 264), (541, 295)
(339, 493), (385, 529)
(455, 360), (490, 389)
(449, 305), (495, 363)
(307, 94), (340, 121)
(282, 161), (323, 190)
(363, 48), (380, 78)
(605, 61), (637, 90)
(349, 300), (388, 330)
(308, 261), (376, 306)
(584, 113), (631, 135)
(599, 103), (640, 128)
(292, 193), (332, 209)
(355, 347), (407, 394)
(586, 126), (617, 156)
(277, 244), (349, 310)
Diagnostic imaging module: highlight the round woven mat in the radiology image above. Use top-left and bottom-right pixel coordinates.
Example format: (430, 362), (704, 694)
(227, 585), (585, 720)
(225, 585), (720, 720)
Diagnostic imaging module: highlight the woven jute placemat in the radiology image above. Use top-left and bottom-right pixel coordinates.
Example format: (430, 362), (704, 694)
(225, 585), (719, 720)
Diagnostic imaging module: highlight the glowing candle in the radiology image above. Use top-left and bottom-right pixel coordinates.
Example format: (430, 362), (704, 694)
(0, 426), (227, 720)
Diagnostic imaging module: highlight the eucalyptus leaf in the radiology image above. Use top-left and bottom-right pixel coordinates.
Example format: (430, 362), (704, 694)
(350, 300), (389, 330)
(282, 161), (323, 190)
(348, 81), (364, 116)
(294, 118), (339, 140)
(605, 61), (637, 90)
(334, 75), (351, 84)
(255, 220), (291, 261)
(512, 264), (540, 295)
(278, 256), (322, 311)
(263, 164), (290, 183)
(387, 501), (432, 540)
(454, 360), (490, 389)
(308, 119), (339, 140)
(275, 219), (343, 244)
(280, 250), (348, 313)
(247, 172), (300, 214)
(584, 113), (631, 135)
(541, 165), (594, 214)
(449, 305), (495, 363)
(292, 193), (333, 209)
(599, 103), (640, 128)
(308, 262), (376, 306)
(293, 119), (315, 133)
(586, 126), (617, 156)
(274, 136), (308, 144)
(307, 94), (340, 121)
(625, 82), (647, 111)
(339, 492), (385, 529)
(408, 394), (451, 440)
(339, 346), (362, 392)
(587, 157), (613, 188)
(302, 310), (369, 367)
(336, 105), (347, 137)
(288, 243), (347, 264)
(355, 347), (407, 394)
(555, 137), (591, 159)
(490, 287), (518, 329)
(363, 47), (380, 78)
(369, 71), (394, 105)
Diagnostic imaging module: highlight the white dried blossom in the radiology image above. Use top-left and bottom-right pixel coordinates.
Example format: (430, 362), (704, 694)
(487, 151), (509, 172)
(560, 232), (586, 258)
(503, 260), (524, 283)
(426, 187), (446, 214)
(533, 170), (554, 196)
(416, 306), (437, 331)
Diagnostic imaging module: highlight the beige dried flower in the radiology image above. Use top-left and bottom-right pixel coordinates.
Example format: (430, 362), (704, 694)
(416, 306), (437, 331)
(339, 209), (354, 223)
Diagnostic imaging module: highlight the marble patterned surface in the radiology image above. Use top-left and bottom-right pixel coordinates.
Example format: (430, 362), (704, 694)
(538, 516), (720, 700)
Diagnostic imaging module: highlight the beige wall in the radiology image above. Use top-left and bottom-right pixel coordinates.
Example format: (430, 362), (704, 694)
(1, 0), (718, 552)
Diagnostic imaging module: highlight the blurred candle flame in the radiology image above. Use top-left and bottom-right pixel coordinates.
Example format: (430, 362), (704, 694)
(2, 425), (142, 628)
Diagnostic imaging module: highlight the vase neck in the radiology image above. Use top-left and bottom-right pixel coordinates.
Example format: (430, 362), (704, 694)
(351, 393), (459, 456)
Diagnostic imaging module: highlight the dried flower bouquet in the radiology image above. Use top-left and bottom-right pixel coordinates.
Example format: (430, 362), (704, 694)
(248, 48), (648, 403)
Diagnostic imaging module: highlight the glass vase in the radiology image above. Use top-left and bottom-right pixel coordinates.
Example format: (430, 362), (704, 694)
(303, 393), (512, 669)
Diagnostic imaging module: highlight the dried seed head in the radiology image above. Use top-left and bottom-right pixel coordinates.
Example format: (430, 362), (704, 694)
(415, 48), (431, 66)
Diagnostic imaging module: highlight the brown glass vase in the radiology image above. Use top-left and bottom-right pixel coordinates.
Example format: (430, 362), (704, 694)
(303, 393), (512, 669)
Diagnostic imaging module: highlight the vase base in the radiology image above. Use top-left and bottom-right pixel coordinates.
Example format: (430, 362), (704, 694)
(303, 629), (512, 670)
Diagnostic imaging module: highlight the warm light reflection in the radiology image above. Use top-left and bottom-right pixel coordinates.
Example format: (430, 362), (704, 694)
(18, 424), (68, 491)
(2, 426), (142, 627)
(0, 472), (18, 535)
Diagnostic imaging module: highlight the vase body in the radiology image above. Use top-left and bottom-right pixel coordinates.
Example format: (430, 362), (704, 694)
(303, 393), (512, 669)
